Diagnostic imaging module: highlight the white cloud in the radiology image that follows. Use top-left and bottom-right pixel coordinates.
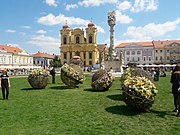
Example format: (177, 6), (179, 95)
(27, 35), (59, 53)
(7, 43), (20, 48)
(78, 0), (118, 7)
(38, 13), (89, 26)
(21, 25), (31, 29)
(44, 0), (58, 7)
(131, 0), (158, 13)
(116, 10), (133, 24)
(123, 18), (180, 41)
(65, 4), (78, 11)
(5, 29), (16, 33)
(36, 29), (47, 34)
(96, 26), (105, 33)
(116, 1), (132, 12)
(37, 13), (105, 33)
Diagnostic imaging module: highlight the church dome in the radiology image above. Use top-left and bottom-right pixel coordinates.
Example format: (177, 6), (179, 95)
(88, 19), (95, 27)
(63, 24), (70, 29)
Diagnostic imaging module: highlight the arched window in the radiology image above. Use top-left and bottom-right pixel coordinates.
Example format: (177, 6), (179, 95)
(89, 35), (92, 43)
(63, 37), (67, 44)
(75, 51), (80, 56)
(76, 36), (80, 44)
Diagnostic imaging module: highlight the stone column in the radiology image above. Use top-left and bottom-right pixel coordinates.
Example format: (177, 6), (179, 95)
(67, 52), (70, 64)
(108, 11), (116, 61)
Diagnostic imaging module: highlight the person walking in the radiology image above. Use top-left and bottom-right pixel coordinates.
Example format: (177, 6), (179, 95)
(0, 70), (10, 100)
(170, 64), (180, 117)
(50, 67), (56, 84)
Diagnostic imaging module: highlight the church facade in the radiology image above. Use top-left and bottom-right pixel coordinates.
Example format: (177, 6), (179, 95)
(60, 21), (107, 67)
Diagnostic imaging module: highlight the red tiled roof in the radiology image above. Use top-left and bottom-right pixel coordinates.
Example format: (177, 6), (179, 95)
(0, 44), (22, 53)
(32, 52), (54, 58)
(115, 40), (180, 48)
(153, 40), (180, 48)
(115, 41), (154, 48)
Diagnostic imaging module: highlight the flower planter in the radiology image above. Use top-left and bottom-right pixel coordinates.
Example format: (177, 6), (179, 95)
(91, 69), (114, 91)
(28, 75), (48, 89)
(122, 76), (157, 112)
(122, 91), (154, 112)
(61, 64), (84, 87)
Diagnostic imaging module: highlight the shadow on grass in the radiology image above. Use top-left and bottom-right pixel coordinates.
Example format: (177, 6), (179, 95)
(107, 94), (124, 101)
(50, 85), (81, 90)
(84, 88), (107, 92)
(106, 105), (174, 117)
(105, 105), (141, 116)
(150, 109), (173, 118)
(21, 88), (40, 90)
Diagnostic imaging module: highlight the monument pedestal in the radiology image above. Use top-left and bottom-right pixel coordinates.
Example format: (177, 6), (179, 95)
(104, 60), (123, 72)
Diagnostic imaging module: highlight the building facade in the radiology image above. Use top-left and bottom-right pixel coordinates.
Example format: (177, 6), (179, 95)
(153, 40), (180, 64)
(0, 45), (33, 68)
(116, 40), (180, 65)
(116, 42), (155, 65)
(60, 21), (107, 67)
(32, 52), (54, 68)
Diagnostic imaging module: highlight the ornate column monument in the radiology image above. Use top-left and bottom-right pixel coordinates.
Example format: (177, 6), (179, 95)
(104, 11), (123, 73)
(108, 11), (116, 60)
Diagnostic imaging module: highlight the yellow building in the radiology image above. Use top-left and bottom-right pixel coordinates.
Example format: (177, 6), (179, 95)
(60, 21), (107, 67)
(0, 44), (33, 69)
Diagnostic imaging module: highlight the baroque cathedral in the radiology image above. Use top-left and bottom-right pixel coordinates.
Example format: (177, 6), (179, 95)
(60, 21), (107, 67)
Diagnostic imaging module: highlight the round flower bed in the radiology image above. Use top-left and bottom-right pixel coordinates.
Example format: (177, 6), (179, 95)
(121, 67), (158, 112)
(28, 69), (48, 89)
(91, 69), (115, 91)
(61, 64), (85, 87)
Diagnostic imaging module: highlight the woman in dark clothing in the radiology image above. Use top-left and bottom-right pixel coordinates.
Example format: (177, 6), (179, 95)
(50, 68), (56, 84)
(0, 70), (10, 100)
(170, 64), (180, 117)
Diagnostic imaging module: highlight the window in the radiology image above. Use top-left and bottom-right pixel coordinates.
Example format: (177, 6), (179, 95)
(89, 52), (92, 59)
(75, 51), (80, 56)
(160, 56), (163, 60)
(160, 50), (162, 53)
(137, 51), (141, 55)
(156, 50), (158, 53)
(84, 52), (86, 59)
(149, 57), (151, 61)
(63, 37), (67, 44)
(70, 52), (72, 59)
(19, 57), (21, 63)
(126, 51), (130, 55)
(89, 35), (92, 43)
(155, 57), (158, 61)
(167, 50), (169, 53)
(132, 51), (135, 55)
(64, 53), (67, 59)
(76, 36), (80, 44)
(167, 56), (169, 60)
(143, 56), (146, 61)
(138, 57), (140, 61)
(127, 58), (129, 61)
(89, 61), (92, 65)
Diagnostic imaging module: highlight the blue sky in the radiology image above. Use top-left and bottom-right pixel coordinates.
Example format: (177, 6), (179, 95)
(0, 0), (179, 54)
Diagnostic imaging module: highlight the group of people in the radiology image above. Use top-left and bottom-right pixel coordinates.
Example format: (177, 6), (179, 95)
(0, 64), (180, 117)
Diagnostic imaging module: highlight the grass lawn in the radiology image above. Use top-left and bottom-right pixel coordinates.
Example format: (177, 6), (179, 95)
(0, 74), (179, 135)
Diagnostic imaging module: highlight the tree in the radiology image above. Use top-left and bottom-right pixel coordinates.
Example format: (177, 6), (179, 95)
(50, 55), (62, 68)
